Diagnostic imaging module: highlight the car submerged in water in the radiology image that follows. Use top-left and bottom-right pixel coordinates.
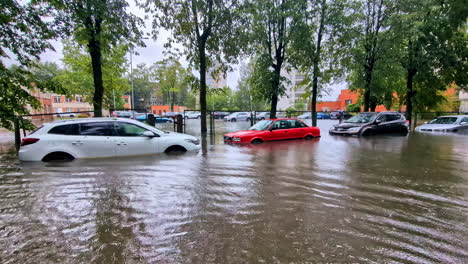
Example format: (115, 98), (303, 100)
(18, 118), (200, 162)
(329, 112), (409, 136)
(415, 115), (468, 133)
(224, 118), (320, 144)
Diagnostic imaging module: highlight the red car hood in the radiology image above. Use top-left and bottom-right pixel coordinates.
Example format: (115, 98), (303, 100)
(225, 130), (263, 137)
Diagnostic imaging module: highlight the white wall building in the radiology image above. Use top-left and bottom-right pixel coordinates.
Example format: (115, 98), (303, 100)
(277, 69), (307, 110)
(460, 91), (468, 113)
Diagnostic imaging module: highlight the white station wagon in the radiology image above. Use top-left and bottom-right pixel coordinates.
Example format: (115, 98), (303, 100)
(19, 118), (201, 161)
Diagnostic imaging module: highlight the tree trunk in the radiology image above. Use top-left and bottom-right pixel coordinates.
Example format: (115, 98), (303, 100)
(370, 101), (377, 112)
(311, 0), (326, 127)
(269, 64), (282, 119)
(199, 40), (207, 134)
(363, 64), (373, 112)
(406, 68), (416, 125)
(171, 90), (175, 112)
(88, 38), (104, 117)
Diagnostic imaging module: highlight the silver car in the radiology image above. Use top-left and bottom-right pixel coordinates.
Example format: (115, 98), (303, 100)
(416, 115), (468, 132)
(224, 112), (251, 122)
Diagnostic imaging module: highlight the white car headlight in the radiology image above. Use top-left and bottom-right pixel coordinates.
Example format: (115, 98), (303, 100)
(232, 137), (241, 142)
(185, 139), (200, 145)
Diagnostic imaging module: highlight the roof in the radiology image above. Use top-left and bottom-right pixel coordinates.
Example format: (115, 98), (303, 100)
(50, 117), (136, 124)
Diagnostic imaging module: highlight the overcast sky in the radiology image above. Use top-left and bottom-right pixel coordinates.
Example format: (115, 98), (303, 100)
(37, 0), (344, 101)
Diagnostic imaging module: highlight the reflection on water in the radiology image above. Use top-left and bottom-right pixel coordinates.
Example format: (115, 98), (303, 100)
(1, 120), (467, 263)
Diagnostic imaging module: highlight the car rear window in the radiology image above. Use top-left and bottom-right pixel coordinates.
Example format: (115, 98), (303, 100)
(48, 124), (80, 135)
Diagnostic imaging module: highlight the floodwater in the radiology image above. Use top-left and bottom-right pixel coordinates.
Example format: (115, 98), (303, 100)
(1, 120), (467, 263)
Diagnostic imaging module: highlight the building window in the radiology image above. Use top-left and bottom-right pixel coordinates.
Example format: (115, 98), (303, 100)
(76, 108), (81, 112)
(345, 99), (352, 105)
(76, 96), (83, 102)
(54, 96), (61, 103)
(66, 108), (72, 112)
(65, 97), (72, 103)
(123, 97), (129, 104)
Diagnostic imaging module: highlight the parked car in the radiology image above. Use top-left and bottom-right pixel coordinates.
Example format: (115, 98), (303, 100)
(185, 111), (201, 119)
(223, 112), (251, 122)
(330, 111), (352, 120)
(329, 112), (409, 136)
(224, 118), (320, 144)
(213, 112), (230, 119)
(135, 114), (173, 123)
(18, 118), (200, 161)
(256, 112), (270, 120)
(416, 115), (468, 132)
(163, 112), (181, 118)
(57, 113), (76, 118)
(111, 111), (135, 118)
(297, 112), (331, 119)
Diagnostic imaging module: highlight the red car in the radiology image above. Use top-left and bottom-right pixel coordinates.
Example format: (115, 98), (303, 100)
(224, 118), (320, 144)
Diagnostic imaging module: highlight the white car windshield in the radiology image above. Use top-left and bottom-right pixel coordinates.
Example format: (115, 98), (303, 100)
(249, 120), (273, 131)
(346, 113), (377, 123)
(428, 117), (458, 124)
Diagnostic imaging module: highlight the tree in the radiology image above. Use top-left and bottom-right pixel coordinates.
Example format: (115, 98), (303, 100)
(0, 0), (65, 130)
(347, 0), (394, 112)
(234, 62), (269, 111)
(290, 0), (355, 126)
(42, 0), (143, 116)
(247, 0), (304, 119)
(132, 63), (157, 110)
(391, 0), (467, 124)
(56, 41), (130, 110)
(143, 0), (245, 134)
(153, 58), (191, 111)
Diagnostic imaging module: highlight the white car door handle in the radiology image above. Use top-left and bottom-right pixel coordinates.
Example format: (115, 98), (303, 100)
(71, 141), (83, 146)
(117, 142), (127, 146)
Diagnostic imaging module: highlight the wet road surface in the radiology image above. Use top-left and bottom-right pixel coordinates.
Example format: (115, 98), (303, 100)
(0, 120), (467, 263)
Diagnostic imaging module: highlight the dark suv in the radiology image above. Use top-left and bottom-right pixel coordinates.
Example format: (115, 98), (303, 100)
(329, 112), (409, 136)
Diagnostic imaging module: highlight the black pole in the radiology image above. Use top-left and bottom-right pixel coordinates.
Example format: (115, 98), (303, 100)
(14, 117), (21, 153)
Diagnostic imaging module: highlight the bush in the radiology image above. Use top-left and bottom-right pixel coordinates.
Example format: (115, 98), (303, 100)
(346, 103), (361, 112)
(77, 114), (89, 118)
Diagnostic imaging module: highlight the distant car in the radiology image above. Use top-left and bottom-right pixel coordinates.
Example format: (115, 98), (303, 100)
(330, 111), (352, 120)
(416, 115), (468, 132)
(224, 118), (320, 144)
(329, 112), (409, 136)
(18, 118), (200, 161)
(135, 113), (159, 121)
(136, 114), (173, 124)
(163, 112), (181, 118)
(213, 112), (230, 119)
(223, 112), (251, 122)
(185, 111), (201, 119)
(57, 113), (76, 118)
(297, 112), (331, 119)
(112, 111), (135, 118)
(256, 112), (270, 120)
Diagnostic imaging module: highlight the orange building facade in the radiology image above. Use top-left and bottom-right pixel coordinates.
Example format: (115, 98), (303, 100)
(316, 89), (390, 112)
(150, 105), (188, 115)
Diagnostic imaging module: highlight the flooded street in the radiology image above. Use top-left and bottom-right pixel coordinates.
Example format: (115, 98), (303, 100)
(1, 120), (467, 263)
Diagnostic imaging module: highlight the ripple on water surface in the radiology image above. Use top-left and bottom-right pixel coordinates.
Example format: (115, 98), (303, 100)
(0, 129), (468, 263)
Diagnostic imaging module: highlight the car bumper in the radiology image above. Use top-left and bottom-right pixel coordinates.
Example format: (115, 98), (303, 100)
(329, 129), (360, 135)
(18, 147), (45, 161)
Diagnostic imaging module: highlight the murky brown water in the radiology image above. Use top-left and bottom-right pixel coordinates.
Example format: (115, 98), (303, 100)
(1, 120), (467, 263)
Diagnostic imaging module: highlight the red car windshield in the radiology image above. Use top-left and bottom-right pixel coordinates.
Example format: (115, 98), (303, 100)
(249, 120), (273, 131)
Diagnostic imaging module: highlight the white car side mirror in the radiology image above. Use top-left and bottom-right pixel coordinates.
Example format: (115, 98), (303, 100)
(143, 131), (157, 137)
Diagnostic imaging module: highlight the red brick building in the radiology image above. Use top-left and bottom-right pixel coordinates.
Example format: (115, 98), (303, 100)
(150, 105), (187, 115)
